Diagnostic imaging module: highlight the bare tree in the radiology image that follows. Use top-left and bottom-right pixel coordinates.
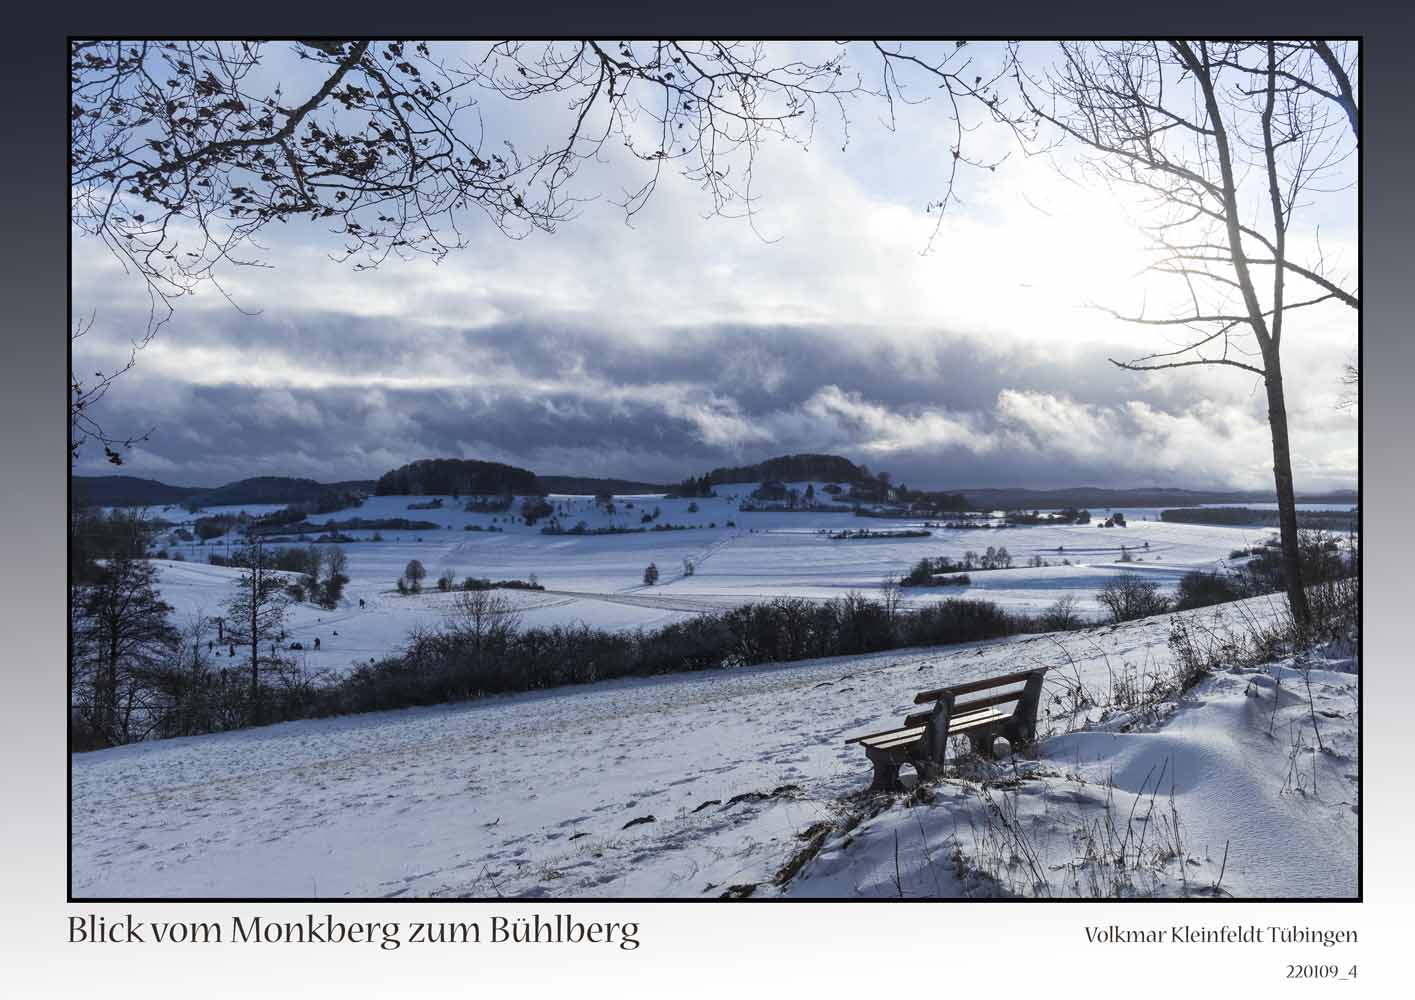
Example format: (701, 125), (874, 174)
(69, 315), (154, 466)
(322, 545), (348, 579)
(70, 41), (1039, 468)
(448, 588), (521, 657)
(403, 558), (427, 592)
(880, 573), (903, 625)
(1338, 357), (1358, 411)
(71, 554), (179, 744)
(223, 542), (290, 722)
(69, 41), (872, 329)
(1014, 40), (1358, 629)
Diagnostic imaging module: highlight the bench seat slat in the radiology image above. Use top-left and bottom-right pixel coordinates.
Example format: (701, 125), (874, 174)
(903, 703), (1008, 728)
(950, 710), (1009, 732)
(869, 735), (925, 753)
(855, 724), (926, 748)
(845, 723), (923, 746)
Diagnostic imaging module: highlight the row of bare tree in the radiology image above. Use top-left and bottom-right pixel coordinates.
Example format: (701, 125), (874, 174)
(71, 521), (312, 747)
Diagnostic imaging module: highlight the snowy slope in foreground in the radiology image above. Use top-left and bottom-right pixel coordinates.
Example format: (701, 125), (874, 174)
(71, 599), (1357, 899)
(781, 659), (1357, 899)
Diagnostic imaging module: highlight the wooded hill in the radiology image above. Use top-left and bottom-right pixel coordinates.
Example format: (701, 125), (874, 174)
(373, 458), (541, 496)
(706, 453), (870, 486)
(73, 475), (376, 508)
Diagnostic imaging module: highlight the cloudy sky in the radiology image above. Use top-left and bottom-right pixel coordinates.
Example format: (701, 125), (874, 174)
(71, 41), (1358, 492)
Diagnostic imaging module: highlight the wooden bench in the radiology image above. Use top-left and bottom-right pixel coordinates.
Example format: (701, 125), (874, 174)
(845, 668), (1048, 792)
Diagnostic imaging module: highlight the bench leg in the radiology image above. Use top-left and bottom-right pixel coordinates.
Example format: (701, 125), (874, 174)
(969, 732), (994, 759)
(869, 758), (903, 793)
(1008, 671), (1046, 749)
(1003, 712), (1038, 749)
(1003, 721), (1034, 749)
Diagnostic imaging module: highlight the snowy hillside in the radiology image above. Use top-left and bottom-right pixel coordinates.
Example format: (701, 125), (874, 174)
(71, 596), (1357, 899)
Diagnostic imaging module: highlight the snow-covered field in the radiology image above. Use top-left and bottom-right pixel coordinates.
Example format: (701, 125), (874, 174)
(138, 485), (1289, 677)
(71, 597), (1358, 899)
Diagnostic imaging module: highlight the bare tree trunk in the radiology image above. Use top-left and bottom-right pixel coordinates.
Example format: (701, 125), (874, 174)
(100, 634), (120, 743)
(1263, 358), (1311, 629)
(249, 582), (260, 725)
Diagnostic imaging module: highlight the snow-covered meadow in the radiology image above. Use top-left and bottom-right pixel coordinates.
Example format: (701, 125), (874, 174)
(73, 485), (1356, 899)
(135, 483), (1292, 677)
(71, 596), (1357, 899)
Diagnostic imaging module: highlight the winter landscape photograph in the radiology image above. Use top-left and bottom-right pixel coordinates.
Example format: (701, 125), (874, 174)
(69, 38), (1359, 900)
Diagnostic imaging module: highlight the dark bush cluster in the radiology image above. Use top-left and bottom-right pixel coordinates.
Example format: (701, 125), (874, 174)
(247, 516), (438, 538)
(520, 497), (555, 525)
(460, 577), (544, 591)
(541, 521), (697, 536)
(1003, 508), (1090, 525)
(250, 593), (1039, 723)
(1235, 530), (1352, 595)
(1174, 570), (1242, 610)
(194, 514), (241, 540)
(902, 547), (1010, 585)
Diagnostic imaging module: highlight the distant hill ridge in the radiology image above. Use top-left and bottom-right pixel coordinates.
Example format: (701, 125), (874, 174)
(71, 475), (201, 507)
(73, 454), (1358, 510)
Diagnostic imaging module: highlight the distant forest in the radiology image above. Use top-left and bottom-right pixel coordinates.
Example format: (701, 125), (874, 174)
(72, 475), (377, 509)
(706, 453), (870, 486)
(374, 458), (541, 497)
(1160, 507), (1360, 531)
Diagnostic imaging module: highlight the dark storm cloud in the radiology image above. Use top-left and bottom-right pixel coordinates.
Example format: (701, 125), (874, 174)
(69, 308), (1319, 492)
(104, 302), (1227, 413)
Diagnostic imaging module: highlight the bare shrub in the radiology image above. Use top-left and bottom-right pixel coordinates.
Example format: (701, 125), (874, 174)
(1096, 576), (1170, 623)
(1039, 595), (1082, 631)
(448, 589), (522, 655)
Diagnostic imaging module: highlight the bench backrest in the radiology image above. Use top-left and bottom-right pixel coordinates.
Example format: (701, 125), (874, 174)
(905, 668), (1047, 736)
(912, 667), (1042, 705)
